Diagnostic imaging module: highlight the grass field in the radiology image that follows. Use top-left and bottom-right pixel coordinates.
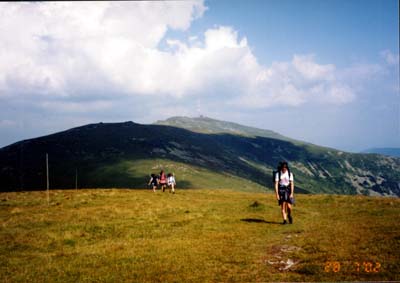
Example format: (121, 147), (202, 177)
(88, 159), (268, 192)
(1, 188), (399, 282)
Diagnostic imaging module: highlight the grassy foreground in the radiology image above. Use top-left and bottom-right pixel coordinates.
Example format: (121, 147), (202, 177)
(1, 189), (399, 282)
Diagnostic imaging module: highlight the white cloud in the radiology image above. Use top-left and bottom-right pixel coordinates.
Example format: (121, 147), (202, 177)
(0, 1), (206, 98)
(228, 54), (358, 108)
(0, 0), (385, 116)
(204, 26), (248, 51)
(381, 50), (400, 66)
(325, 84), (355, 104)
(292, 54), (335, 81)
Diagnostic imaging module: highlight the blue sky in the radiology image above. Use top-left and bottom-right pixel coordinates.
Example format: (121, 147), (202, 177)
(0, 0), (398, 152)
(164, 0), (398, 65)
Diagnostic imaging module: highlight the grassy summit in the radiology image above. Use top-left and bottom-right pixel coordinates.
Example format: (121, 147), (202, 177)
(1, 189), (399, 282)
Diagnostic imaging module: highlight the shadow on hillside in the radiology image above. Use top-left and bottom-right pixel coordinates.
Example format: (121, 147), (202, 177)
(295, 186), (311, 194)
(173, 180), (192, 189)
(240, 218), (281, 224)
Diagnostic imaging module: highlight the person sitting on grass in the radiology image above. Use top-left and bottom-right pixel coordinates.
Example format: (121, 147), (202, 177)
(167, 173), (176, 194)
(159, 170), (167, 192)
(275, 161), (294, 225)
(148, 173), (158, 193)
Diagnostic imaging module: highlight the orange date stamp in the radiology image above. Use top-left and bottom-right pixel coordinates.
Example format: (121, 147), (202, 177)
(324, 261), (381, 273)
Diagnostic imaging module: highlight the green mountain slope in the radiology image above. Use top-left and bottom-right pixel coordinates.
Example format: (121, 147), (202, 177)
(0, 119), (399, 196)
(155, 116), (299, 144)
(155, 116), (400, 196)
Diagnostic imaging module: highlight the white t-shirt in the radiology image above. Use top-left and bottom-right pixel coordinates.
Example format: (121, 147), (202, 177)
(167, 176), (175, 185)
(275, 171), (293, 186)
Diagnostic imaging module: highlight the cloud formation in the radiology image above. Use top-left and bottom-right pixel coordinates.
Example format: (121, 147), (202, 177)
(0, 1), (206, 99)
(0, 1), (366, 112)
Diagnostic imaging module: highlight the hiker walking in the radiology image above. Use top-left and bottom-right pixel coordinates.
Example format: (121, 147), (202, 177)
(167, 173), (176, 194)
(159, 170), (167, 192)
(275, 161), (294, 224)
(148, 173), (158, 192)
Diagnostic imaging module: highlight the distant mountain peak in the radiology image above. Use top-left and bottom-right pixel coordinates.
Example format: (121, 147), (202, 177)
(155, 116), (292, 141)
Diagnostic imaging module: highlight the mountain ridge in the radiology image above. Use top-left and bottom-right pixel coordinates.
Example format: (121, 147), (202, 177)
(0, 117), (399, 196)
(155, 116), (309, 146)
(362, 147), (400, 158)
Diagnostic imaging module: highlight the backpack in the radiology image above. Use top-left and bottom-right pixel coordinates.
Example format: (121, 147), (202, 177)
(272, 170), (278, 184)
